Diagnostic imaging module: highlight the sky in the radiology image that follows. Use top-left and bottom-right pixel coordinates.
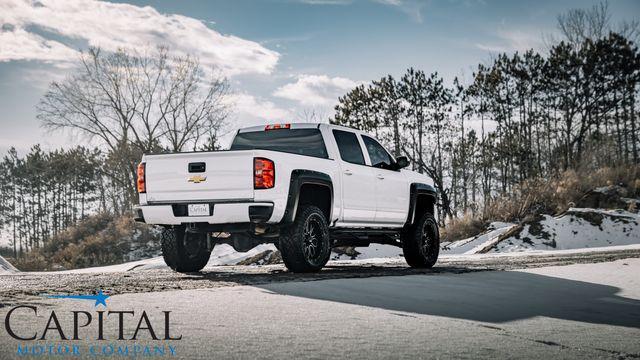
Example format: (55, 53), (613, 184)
(0, 0), (639, 154)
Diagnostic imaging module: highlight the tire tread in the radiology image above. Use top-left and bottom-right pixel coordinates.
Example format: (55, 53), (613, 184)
(402, 212), (439, 268)
(279, 205), (330, 273)
(161, 226), (211, 273)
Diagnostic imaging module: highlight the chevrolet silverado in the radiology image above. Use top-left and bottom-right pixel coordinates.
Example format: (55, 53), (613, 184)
(134, 123), (439, 273)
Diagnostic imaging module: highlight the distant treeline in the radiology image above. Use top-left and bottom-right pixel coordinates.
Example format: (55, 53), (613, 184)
(0, 146), (127, 256)
(332, 5), (640, 223)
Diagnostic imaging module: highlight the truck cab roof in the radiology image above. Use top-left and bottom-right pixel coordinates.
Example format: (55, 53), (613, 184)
(237, 122), (369, 135)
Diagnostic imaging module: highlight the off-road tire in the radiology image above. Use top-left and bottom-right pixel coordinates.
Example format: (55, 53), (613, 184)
(402, 212), (439, 268)
(279, 205), (331, 273)
(161, 226), (212, 273)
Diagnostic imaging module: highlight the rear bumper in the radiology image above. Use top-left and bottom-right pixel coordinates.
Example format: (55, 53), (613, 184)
(134, 202), (274, 225)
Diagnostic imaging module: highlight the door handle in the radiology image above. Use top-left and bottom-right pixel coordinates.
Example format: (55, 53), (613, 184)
(376, 174), (385, 180)
(344, 170), (353, 176)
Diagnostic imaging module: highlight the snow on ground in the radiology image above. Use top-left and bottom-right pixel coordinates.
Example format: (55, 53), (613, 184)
(32, 243), (399, 274)
(24, 243), (640, 274)
(206, 243), (277, 267)
(331, 244), (403, 260)
(442, 208), (640, 255)
(441, 222), (515, 255)
(0, 255), (17, 273)
(442, 243), (640, 261)
(492, 208), (640, 253)
(327, 244), (640, 267)
(56, 243), (279, 274)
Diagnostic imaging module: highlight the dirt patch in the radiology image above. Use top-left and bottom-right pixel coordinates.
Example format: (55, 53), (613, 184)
(332, 246), (362, 259)
(524, 214), (553, 242)
(569, 209), (636, 228)
(572, 210), (605, 228)
(577, 185), (631, 210)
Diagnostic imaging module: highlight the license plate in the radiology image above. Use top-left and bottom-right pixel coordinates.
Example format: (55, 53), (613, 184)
(187, 204), (210, 216)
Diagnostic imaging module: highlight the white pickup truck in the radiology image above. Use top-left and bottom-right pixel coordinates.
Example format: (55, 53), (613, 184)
(134, 123), (439, 273)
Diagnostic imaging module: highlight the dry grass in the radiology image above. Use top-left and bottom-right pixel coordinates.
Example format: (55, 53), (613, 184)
(441, 212), (486, 244)
(10, 213), (160, 271)
(442, 165), (640, 242)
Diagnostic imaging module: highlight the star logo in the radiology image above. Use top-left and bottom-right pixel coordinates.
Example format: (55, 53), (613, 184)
(43, 289), (110, 307)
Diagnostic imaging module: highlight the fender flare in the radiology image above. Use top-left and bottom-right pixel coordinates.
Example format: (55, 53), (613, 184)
(405, 183), (437, 226)
(282, 170), (334, 224)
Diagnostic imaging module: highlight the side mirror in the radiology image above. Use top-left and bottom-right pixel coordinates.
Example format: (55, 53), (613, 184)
(395, 156), (409, 169)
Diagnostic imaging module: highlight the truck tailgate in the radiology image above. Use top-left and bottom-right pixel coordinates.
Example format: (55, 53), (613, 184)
(144, 151), (254, 203)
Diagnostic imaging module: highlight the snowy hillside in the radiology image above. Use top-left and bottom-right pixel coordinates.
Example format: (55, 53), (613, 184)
(490, 208), (640, 252)
(442, 208), (640, 255)
(441, 222), (515, 255)
(0, 255), (18, 274)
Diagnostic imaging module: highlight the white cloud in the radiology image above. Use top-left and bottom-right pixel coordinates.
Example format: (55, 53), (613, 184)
(228, 93), (292, 122)
(475, 43), (509, 53)
(0, 26), (78, 67)
(273, 74), (359, 106)
(476, 29), (544, 53)
(0, 0), (280, 75)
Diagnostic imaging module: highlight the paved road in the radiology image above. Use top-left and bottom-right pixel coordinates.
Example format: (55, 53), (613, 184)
(2, 246), (639, 303)
(0, 250), (639, 359)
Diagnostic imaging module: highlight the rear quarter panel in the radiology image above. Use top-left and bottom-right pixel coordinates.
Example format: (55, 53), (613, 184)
(252, 150), (342, 224)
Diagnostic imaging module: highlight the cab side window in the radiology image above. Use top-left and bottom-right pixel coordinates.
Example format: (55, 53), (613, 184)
(362, 136), (394, 170)
(332, 130), (365, 165)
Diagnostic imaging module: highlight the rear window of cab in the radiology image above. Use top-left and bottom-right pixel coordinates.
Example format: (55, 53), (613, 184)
(230, 128), (329, 159)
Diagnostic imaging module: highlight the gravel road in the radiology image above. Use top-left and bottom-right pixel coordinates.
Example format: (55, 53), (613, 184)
(1, 247), (639, 306)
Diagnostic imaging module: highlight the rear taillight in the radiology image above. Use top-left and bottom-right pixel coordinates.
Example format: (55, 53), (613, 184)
(254, 158), (274, 189)
(137, 162), (146, 193)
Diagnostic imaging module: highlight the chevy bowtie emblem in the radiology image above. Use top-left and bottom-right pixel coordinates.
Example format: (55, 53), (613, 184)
(188, 175), (207, 184)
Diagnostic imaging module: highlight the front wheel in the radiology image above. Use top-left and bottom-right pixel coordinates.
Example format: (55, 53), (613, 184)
(402, 213), (439, 268)
(279, 205), (331, 273)
(161, 226), (212, 273)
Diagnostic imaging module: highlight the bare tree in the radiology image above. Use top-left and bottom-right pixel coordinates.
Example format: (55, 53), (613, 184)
(37, 47), (230, 204)
(557, 1), (611, 47)
(296, 108), (330, 123)
(618, 19), (640, 43)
